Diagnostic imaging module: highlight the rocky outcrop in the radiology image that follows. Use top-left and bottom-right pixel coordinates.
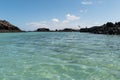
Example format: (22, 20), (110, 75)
(80, 22), (120, 35)
(0, 20), (22, 32)
(36, 28), (50, 32)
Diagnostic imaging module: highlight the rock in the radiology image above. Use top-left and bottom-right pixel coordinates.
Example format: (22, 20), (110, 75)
(0, 20), (22, 32)
(80, 22), (120, 35)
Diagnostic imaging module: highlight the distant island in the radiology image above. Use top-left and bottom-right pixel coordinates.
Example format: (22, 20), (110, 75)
(35, 28), (80, 32)
(0, 20), (22, 32)
(80, 22), (120, 35)
(36, 28), (50, 32)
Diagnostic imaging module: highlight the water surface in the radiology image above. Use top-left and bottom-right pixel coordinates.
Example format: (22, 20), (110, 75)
(0, 32), (120, 80)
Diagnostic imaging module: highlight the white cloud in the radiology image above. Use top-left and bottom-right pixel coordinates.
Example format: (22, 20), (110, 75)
(81, 0), (103, 5)
(62, 14), (80, 24)
(66, 14), (80, 21)
(52, 18), (59, 22)
(26, 14), (80, 30)
(81, 1), (93, 5)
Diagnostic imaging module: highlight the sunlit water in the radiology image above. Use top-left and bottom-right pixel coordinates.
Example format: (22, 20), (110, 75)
(0, 32), (120, 80)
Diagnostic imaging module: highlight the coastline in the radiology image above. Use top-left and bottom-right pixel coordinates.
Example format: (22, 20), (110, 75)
(1, 20), (120, 35)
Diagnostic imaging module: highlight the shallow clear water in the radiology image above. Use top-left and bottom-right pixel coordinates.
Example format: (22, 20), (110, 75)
(0, 32), (120, 80)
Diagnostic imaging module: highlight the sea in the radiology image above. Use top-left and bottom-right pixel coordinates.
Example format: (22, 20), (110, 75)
(0, 32), (120, 80)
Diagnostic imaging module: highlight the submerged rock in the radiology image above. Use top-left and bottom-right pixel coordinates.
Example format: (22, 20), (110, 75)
(0, 20), (22, 32)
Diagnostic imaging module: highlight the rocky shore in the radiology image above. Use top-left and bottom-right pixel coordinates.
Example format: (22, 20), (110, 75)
(0, 20), (22, 32)
(80, 22), (120, 35)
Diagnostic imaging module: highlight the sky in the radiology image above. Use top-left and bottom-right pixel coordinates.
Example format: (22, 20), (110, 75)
(0, 0), (120, 31)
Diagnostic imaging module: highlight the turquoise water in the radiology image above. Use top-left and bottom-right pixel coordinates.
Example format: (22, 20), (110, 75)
(0, 32), (120, 80)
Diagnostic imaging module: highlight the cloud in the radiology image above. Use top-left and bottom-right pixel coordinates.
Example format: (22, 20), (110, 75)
(27, 14), (80, 30)
(66, 14), (80, 21)
(81, 1), (93, 5)
(81, 0), (103, 5)
(62, 14), (80, 24)
(52, 18), (59, 22)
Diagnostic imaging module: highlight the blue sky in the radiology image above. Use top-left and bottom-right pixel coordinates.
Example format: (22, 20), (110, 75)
(0, 0), (120, 30)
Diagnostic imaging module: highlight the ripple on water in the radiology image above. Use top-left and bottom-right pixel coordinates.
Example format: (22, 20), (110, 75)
(0, 32), (120, 80)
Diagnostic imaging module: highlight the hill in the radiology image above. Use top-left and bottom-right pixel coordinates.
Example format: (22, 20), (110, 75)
(0, 20), (22, 32)
(80, 22), (120, 35)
